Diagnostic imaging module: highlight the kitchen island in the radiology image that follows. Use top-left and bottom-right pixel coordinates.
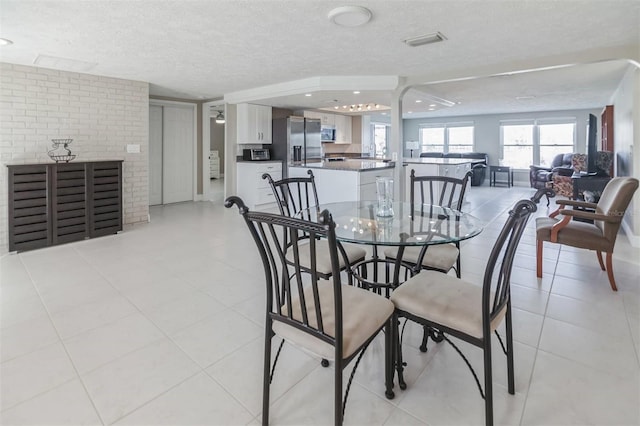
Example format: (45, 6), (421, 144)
(289, 159), (395, 204)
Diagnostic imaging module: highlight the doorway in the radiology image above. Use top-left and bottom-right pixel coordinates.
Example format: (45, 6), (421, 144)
(149, 101), (196, 205)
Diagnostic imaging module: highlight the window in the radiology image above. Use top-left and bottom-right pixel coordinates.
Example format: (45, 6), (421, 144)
(501, 119), (575, 169)
(501, 122), (534, 170)
(419, 123), (474, 153)
(372, 123), (390, 158)
(538, 122), (575, 166)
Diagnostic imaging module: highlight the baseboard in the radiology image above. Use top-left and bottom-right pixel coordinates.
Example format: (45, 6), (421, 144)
(621, 220), (640, 248)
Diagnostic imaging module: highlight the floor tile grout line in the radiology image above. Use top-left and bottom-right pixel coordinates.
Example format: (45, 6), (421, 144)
(13, 253), (108, 426)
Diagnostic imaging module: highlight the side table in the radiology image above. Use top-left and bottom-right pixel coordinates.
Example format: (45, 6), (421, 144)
(490, 165), (513, 187)
(571, 173), (610, 201)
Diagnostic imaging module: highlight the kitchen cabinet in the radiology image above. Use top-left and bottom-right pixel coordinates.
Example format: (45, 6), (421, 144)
(7, 161), (123, 252)
(358, 167), (393, 201)
(237, 103), (272, 144)
(334, 114), (352, 144)
(236, 161), (282, 209)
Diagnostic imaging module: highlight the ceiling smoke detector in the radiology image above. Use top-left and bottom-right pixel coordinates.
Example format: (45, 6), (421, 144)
(328, 6), (372, 27)
(404, 32), (447, 47)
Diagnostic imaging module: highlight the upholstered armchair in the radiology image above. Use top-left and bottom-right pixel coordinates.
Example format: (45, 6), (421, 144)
(529, 153), (574, 190)
(536, 177), (639, 291)
(551, 153), (587, 197)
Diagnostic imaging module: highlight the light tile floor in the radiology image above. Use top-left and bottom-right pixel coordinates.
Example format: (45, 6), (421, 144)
(1, 186), (639, 425)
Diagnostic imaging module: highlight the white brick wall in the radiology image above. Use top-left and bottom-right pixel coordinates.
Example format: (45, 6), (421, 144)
(0, 63), (149, 253)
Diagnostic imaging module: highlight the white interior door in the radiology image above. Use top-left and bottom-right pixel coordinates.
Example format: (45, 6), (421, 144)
(149, 105), (163, 205)
(161, 105), (194, 204)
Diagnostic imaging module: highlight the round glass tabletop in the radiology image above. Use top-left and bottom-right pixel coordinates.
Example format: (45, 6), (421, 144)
(300, 201), (484, 246)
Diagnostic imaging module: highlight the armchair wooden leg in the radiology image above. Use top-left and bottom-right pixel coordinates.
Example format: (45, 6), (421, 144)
(605, 252), (618, 291)
(596, 251), (606, 271)
(536, 240), (543, 278)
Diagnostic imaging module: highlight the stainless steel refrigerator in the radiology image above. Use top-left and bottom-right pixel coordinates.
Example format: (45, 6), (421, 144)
(272, 116), (321, 171)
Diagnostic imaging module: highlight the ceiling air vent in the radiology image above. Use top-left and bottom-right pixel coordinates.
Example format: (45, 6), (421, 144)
(404, 32), (447, 47)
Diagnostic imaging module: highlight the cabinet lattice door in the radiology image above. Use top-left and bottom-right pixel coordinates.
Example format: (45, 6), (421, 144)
(8, 165), (51, 252)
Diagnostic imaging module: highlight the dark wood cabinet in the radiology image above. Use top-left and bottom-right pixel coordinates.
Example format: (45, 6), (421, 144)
(7, 161), (123, 252)
(601, 105), (614, 152)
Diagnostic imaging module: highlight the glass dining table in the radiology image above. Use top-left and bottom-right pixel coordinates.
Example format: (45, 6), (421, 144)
(299, 200), (485, 294)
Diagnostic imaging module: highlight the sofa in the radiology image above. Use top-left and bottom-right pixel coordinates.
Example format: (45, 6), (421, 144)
(419, 152), (489, 186)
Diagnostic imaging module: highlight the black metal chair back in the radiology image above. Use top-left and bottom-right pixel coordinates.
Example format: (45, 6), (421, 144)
(263, 169), (319, 220)
(482, 199), (536, 328)
(226, 195), (342, 339)
(410, 169), (472, 210)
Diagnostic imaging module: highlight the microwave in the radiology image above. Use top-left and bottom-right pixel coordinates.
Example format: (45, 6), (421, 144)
(320, 127), (336, 142)
(242, 148), (270, 161)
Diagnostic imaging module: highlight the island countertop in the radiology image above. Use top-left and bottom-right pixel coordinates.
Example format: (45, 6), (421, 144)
(290, 159), (395, 172)
(402, 158), (473, 165)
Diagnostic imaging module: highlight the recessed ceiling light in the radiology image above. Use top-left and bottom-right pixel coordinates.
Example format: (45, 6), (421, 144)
(415, 100), (422, 103)
(353, 91), (360, 94)
(328, 6), (372, 27)
(404, 32), (447, 47)
(429, 104), (436, 107)
(407, 111), (413, 114)
(428, 108), (435, 111)
(0, 38), (13, 46)
(305, 93), (312, 97)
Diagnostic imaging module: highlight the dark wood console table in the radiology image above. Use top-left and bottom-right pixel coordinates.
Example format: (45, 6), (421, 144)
(7, 160), (123, 252)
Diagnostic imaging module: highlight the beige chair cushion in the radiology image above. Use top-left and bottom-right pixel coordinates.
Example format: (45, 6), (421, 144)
(273, 283), (394, 360)
(389, 270), (506, 339)
(384, 243), (459, 271)
(536, 216), (611, 252)
(287, 240), (366, 275)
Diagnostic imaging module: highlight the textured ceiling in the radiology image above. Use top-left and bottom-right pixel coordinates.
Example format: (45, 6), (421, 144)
(1, 0), (638, 117)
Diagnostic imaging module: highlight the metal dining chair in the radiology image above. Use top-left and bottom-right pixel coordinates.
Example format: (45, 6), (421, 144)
(225, 196), (394, 425)
(262, 170), (367, 280)
(389, 199), (537, 426)
(385, 169), (472, 351)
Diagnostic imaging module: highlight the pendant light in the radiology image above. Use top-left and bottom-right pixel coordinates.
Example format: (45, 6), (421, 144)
(215, 111), (225, 124)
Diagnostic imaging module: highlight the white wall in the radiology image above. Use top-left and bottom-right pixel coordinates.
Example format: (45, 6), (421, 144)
(402, 108), (601, 184)
(0, 63), (149, 252)
(611, 65), (640, 242)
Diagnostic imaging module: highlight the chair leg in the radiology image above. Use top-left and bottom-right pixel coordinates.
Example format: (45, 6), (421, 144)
(335, 356), (343, 426)
(505, 303), (515, 395)
(385, 319), (395, 399)
(605, 252), (618, 291)
(596, 251), (606, 271)
(262, 324), (273, 426)
(419, 326), (430, 352)
(393, 314), (407, 390)
(483, 339), (494, 426)
(536, 239), (543, 278)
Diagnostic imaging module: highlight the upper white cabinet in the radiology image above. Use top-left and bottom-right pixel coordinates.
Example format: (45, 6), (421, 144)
(304, 110), (334, 127)
(237, 103), (272, 144)
(334, 114), (352, 144)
